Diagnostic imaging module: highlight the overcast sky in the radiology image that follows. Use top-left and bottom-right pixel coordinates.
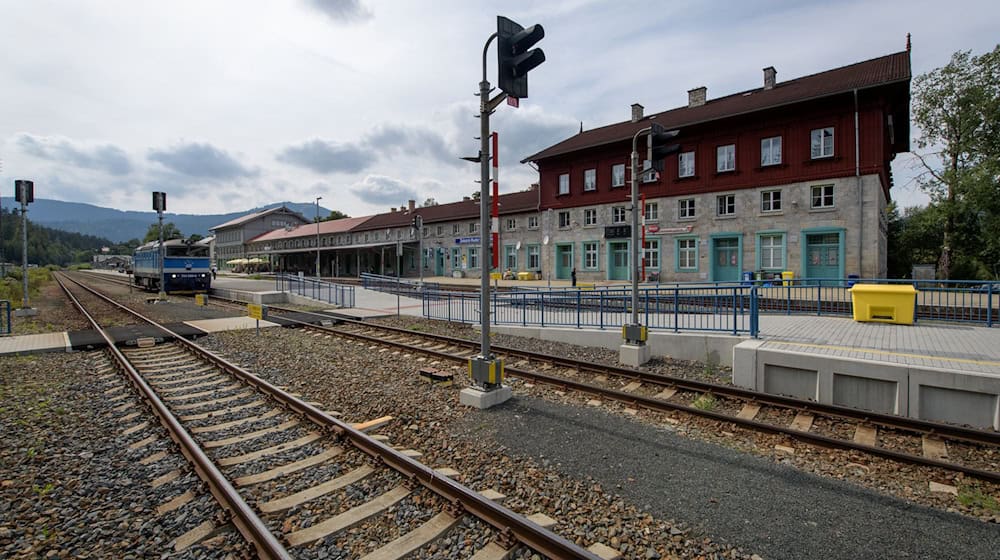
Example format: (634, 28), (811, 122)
(1, 0), (997, 217)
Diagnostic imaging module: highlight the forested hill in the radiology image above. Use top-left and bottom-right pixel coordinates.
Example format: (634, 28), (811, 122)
(1, 207), (122, 267)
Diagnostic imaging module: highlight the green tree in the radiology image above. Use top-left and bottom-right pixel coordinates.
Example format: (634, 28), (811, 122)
(143, 222), (183, 243)
(912, 44), (1000, 279)
(324, 210), (350, 221)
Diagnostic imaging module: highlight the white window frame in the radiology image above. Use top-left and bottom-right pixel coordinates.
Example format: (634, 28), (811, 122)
(583, 242), (598, 269)
(677, 238), (697, 270)
(678, 151), (695, 178)
(641, 159), (655, 183)
(468, 246), (479, 269)
(611, 164), (625, 187)
(716, 144), (735, 172)
(716, 194), (736, 216)
(470, 222), (479, 233)
(527, 245), (540, 269)
(811, 184), (834, 208)
(452, 224), (460, 235)
(811, 127), (834, 159)
(612, 206), (627, 224)
(760, 234), (784, 269)
(505, 218), (516, 231)
(679, 198), (696, 219)
(584, 208), (597, 226)
(643, 238), (660, 269)
(558, 173), (570, 195)
(761, 190), (782, 212)
(644, 201), (659, 221)
(761, 136), (782, 166)
(528, 215), (539, 229)
(583, 168), (596, 191)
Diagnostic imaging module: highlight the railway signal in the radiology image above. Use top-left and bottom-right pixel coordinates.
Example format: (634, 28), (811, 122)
(152, 191), (167, 301)
(496, 16), (546, 100)
(13, 180), (37, 317)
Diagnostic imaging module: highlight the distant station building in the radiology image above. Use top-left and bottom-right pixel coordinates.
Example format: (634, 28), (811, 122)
(226, 48), (912, 283)
(92, 254), (132, 270)
(209, 206), (308, 271)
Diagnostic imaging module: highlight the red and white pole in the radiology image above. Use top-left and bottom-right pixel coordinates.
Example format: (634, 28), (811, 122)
(491, 132), (500, 270)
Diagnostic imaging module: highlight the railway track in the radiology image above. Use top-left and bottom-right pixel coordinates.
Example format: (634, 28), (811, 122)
(55, 272), (605, 559)
(186, 294), (1000, 486)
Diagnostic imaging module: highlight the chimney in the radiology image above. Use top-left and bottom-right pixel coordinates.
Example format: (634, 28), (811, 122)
(530, 183), (539, 191)
(631, 103), (644, 122)
(763, 66), (776, 90)
(408, 199), (415, 212)
(463, 196), (471, 201)
(688, 87), (706, 108)
(390, 207), (397, 213)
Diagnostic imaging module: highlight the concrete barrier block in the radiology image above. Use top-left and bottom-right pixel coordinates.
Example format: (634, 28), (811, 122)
(732, 340), (764, 389)
(908, 367), (1000, 430)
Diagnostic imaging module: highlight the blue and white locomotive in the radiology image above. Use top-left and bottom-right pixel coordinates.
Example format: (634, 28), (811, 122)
(133, 239), (212, 293)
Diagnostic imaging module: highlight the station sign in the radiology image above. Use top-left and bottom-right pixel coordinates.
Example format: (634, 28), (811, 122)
(604, 225), (631, 239)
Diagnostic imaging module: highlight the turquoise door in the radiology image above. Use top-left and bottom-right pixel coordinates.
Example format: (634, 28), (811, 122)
(608, 241), (629, 281)
(435, 248), (444, 276)
(805, 233), (841, 280)
(555, 244), (574, 279)
(711, 237), (741, 282)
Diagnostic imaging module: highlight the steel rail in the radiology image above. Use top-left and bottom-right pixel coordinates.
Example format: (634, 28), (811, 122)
(272, 318), (1000, 483)
(54, 274), (292, 559)
(61, 273), (601, 559)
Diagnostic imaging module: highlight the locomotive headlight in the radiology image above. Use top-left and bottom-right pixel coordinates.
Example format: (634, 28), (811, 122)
(171, 274), (177, 278)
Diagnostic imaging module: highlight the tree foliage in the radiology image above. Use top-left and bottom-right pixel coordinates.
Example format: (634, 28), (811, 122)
(320, 210), (350, 222)
(1, 207), (119, 268)
(143, 222), (183, 243)
(910, 44), (1000, 279)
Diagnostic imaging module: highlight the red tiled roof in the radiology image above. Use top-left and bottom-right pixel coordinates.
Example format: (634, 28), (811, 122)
(354, 189), (539, 231)
(247, 215), (374, 243)
(210, 205), (307, 230)
(523, 50), (911, 163)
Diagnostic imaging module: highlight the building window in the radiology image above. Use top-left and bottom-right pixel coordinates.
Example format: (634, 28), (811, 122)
(612, 164), (625, 187)
(761, 190), (781, 212)
(506, 218), (516, 231)
(470, 222), (479, 233)
(677, 238), (698, 270)
(468, 247), (479, 269)
(679, 198), (696, 219)
(583, 242), (598, 269)
(436, 225), (443, 236)
(527, 244), (540, 269)
(759, 233), (784, 269)
(451, 247), (461, 268)
(716, 194), (736, 216)
(452, 224), (460, 235)
(678, 151), (695, 178)
(641, 159), (655, 182)
(811, 127), (834, 159)
(553, 211), (568, 228)
(761, 136), (781, 166)
(717, 144), (735, 172)
(612, 206), (627, 224)
(528, 215), (539, 229)
(583, 168), (596, 191)
(644, 201), (659, 221)
(643, 239), (660, 269)
(811, 185), (834, 208)
(505, 245), (517, 270)
(558, 173), (569, 195)
(584, 208), (597, 226)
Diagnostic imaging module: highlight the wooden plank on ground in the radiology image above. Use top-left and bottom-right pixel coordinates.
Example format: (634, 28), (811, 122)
(359, 512), (460, 560)
(203, 419), (299, 448)
(156, 490), (195, 516)
(351, 415), (393, 432)
(789, 412), (814, 432)
(588, 542), (623, 560)
(259, 465), (373, 512)
(470, 542), (515, 560)
(174, 520), (216, 552)
(621, 381), (642, 393)
(162, 384), (242, 402)
(736, 403), (761, 420)
(922, 436), (948, 460)
(655, 388), (677, 400)
(853, 424), (878, 447)
(286, 485), (411, 546)
(172, 390), (253, 412)
(191, 409), (282, 434)
(180, 400), (264, 421)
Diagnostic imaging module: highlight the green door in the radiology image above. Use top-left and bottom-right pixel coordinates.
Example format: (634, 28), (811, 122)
(608, 241), (629, 281)
(555, 244), (574, 279)
(805, 233), (841, 280)
(435, 248), (444, 276)
(712, 237), (741, 282)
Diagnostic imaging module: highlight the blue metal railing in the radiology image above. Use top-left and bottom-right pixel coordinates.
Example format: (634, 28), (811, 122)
(275, 274), (355, 307)
(422, 285), (759, 336)
(0, 300), (10, 335)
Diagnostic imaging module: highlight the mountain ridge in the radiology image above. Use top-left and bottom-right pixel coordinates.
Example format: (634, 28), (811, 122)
(0, 198), (331, 243)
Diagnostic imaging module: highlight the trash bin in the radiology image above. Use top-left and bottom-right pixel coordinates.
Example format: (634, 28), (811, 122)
(781, 271), (794, 286)
(849, 284), (918, 324)
(742, 271), (753, 286)
(847, 274), (860, 288)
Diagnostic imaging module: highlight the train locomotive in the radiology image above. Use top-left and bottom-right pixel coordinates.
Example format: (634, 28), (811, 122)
(133, 238), (212, 293)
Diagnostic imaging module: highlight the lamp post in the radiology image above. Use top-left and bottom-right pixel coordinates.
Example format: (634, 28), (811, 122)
(315, 196), (322, 278)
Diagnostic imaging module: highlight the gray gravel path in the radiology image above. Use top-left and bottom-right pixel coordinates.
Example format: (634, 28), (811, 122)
(482, 396), (1000, 560)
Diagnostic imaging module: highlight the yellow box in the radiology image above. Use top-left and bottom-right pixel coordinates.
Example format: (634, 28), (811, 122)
(781, 271), (794, 286)
(517, 272), (534, 281)
(194, 294), (208, 306)
(490, 272), (502, 280)
(849, 284), (917, 324)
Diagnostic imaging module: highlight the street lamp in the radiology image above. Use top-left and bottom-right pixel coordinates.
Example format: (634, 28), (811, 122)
(315, 196), (322, 278)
